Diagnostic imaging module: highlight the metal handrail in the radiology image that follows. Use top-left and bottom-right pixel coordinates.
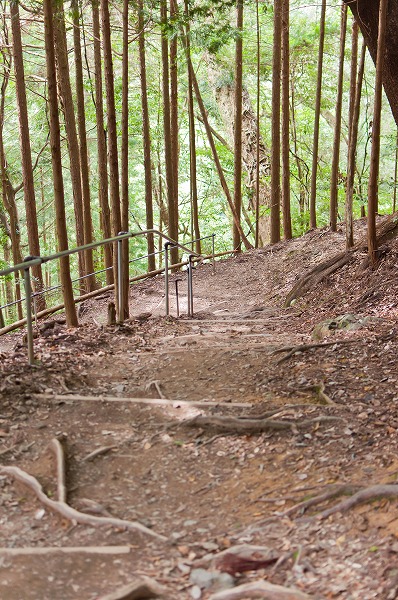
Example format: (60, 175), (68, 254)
(0, 229), (216, 365)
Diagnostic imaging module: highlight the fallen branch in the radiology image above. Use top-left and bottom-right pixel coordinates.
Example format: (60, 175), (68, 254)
(35, 393), (253, 409)
(0, 466), (167, 541)
(181, 414), (342, 434)
(209, 580), (313, 600)
(81, 445), (117, 463)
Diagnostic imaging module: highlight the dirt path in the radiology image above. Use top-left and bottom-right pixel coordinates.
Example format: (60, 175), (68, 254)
(1, 224), (398, 599)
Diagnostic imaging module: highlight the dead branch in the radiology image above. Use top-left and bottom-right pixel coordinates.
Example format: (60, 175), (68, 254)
(208, 580), (313, 600)
(0, 466), (167, 541)
(145, 380), (167, 399)
(181, 414), (342, 434)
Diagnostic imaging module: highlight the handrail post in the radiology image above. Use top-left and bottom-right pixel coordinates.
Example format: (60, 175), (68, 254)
(187, 254), (195, 317)
(175, 278), (182, 318)
(117, 232), (128, 324)
(23, 256), (38, 365)
(212, 233), (216, 274)
(164, 242), (171, 316)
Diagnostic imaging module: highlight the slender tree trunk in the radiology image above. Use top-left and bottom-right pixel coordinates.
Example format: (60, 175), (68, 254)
(169, 0), (179, 262)
(71, 0), (96, 292)
(44, 0), (78, 327)
(394, 128), (398, 213)
(160, 0), (178, 265)
(100, 0), (123, 318)
(10, 0), (45, 308)
(92, 0), (113, 285)
(53, 0), (86, 291)
(330, 3), (347, 231)
(270, 0), (282, 243)
(348, 20), (359, 130)
(368, 0), (388, 266)
(233, 0), (244, 251)
(281, 0), (292, 240)
(255, 0), (261, 248)
(345, 41), (366, 249)
(138, 0), (156, 270)
(309, 0), (326, 230)
(120, 0), (129, 318)
(184, 0), (201, 254)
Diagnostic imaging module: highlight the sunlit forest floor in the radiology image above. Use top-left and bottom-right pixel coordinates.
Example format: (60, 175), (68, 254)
(1, 218), (398, 599)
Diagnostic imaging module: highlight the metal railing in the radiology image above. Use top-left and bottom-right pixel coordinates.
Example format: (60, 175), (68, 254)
(0, 230), (217, 365)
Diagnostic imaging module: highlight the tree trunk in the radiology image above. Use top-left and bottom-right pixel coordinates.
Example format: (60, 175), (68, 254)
(92, 0), (113, 285)
(270, 0), (282, 243)
(161, 0), (178, 265)
(169, 0), (179, 263)
(345, 41), (366, 249)
(138, 0), (156, 271)
(71, 0), (97, 292)
(329, 3), (347, 231)
(367, 0), (388, 266)
(233, 0), (244, 251)
(10, 0), (45, 308)
(53, 0), (86, 291)
(343, 0), (398, 126)
(184, 0), (201, 255)
(100, 0), (123, 319)
(281, 0), (292, 240)
(120, 0), (129, 318)
(309, 0), (326, 230)
(44, 0), (78, 327)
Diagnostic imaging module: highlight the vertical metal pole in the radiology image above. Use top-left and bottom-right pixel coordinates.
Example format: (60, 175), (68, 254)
(117, 236), (124, 323)
(175, 279), (181, 318)
(164, 243), (170, 316)
(23, 267), (35, 365)
(212, 233), (216, 274)
(188, 255), (194, 317)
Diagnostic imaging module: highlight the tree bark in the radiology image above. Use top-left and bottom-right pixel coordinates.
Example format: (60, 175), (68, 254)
(270, 0), (282, 243)
(309, 0), (326, 230)
(329, 3), (347, 232)
(44, 0), (78, 327)
(281, 0), (292, 240)
(367, 0), (388, 266)
(169, 0), (179, 263)
(53, 0), (86, 291)
(120, 0), (130, 319)
(233, 0), (244, 251)
(71, 0), (97, 292)
(138, 0), (156, 270)
(92, 0), (113, 285)
(10, 0), (45, 308)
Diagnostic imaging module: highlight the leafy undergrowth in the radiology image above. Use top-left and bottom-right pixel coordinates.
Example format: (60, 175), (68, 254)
(0, 219), (398, 600)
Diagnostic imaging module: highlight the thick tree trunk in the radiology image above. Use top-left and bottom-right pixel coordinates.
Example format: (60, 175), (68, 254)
(120, 0), (129, 319)
(169, 0), (179, 262)
(44, 0), (78, 328)
(281, 0), (292, 240)
(343, 0), (398, 126)
(270, 0), (282, 243)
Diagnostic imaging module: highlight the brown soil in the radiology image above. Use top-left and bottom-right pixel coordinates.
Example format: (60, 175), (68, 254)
(1, 220), (398, 600)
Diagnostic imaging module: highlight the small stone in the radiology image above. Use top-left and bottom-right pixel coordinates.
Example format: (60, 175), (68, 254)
(190, 585), (202, 599)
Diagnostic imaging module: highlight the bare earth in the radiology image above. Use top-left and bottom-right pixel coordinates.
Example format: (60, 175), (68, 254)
(1, 220), (398, 600)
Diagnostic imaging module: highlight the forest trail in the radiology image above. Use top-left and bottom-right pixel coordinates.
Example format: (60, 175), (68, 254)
(1, 220), (398, 599)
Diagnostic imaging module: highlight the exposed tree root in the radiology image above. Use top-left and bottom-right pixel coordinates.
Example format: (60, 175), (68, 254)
(281, 484), (363, 518)
(285, 212), (398, 306)
(208, 580), (312, 600)
(0, 464), (167, 542)
(317, 484), (398, 520)
(272, 339), (357, 363)
(181, 414), (342, 434)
